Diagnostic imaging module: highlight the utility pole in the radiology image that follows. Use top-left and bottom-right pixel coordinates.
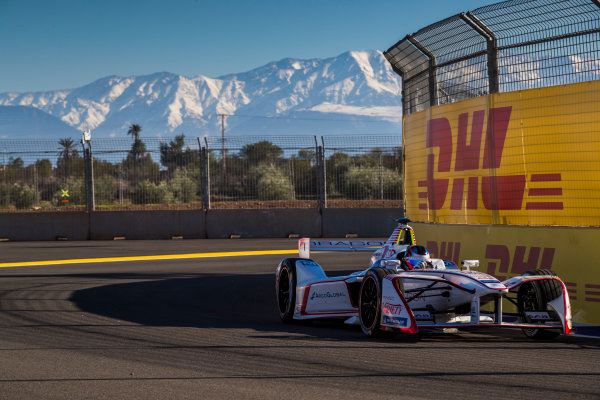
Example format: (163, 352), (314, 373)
(217, 113), (229, 170)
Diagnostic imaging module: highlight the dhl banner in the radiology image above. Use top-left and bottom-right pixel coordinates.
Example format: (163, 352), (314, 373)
(403, 80), (600, 226)
(413, 222), (600, 325)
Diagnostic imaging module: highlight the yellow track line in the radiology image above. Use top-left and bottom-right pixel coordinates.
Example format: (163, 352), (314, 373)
(0, 249), (298, 268)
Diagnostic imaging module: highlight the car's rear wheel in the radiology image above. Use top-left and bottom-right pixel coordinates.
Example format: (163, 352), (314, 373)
(277, 259), (297, 322)
(359, 268), (397, 337)
(518, 269), (562, 339)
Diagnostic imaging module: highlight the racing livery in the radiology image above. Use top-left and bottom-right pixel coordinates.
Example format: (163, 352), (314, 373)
(276, 219), (573, 339)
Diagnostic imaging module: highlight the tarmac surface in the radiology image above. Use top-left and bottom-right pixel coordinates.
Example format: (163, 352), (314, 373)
(0, 239), (599, 399)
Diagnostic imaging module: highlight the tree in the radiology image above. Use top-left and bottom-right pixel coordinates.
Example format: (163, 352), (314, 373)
(126, 124), (147, 186)
(250, 163), (293, 200)
(130, 138), (147, 161)
(9, 157), (24, 169)
(35, 159), (53, 179)
(240, 141), (283, 166)
(56, 138), (84, 178)
(127, 124), (142, 141)
(160, 134), (198, 173)
(58, 138), (79, 160)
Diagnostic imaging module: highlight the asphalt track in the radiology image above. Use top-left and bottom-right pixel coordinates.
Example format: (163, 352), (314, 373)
(0, 239), (598, 399)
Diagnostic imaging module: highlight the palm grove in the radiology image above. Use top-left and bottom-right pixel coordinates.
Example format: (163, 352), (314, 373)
(0, 124), (402, 209)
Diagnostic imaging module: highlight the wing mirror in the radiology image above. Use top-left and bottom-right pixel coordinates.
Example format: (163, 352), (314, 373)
(461, 260), (480, 272)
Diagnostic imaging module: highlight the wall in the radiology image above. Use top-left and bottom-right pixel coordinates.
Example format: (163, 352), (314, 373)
(404, 80), (600, 226)
(414, 222), (600, 325)
(0, 208), (401, 241)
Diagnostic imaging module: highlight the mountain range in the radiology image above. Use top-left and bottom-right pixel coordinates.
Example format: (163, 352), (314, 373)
(0, 50), (403, 140)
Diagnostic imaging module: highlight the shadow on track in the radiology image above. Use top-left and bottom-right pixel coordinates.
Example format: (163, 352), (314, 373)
(68, 271), (600, 347)
(69, 270), (370, 335)
(71, 272), (287, 329)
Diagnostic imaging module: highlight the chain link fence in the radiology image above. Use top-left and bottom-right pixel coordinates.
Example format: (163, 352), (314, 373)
(0, 135), (402, 211)
(0, 139), (85, 211)
(384, 0), (600, 115)
(384, 0), (600, 227)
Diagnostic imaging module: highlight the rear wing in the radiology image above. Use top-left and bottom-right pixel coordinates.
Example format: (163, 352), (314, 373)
(299, 238), (383, 259)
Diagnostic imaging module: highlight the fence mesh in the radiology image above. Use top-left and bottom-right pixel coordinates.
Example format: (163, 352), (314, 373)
(0, 135), (402, 211)
(384, 0), (600, 115)
(386, 0), (600, 227)
(0, 139), (85, 210)
(324, 136), (402, 207)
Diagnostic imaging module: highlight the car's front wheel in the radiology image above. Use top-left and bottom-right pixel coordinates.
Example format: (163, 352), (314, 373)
(359, 268), (397, 337)
(276, 259), (297, 322)
(518, 269), (562, 339)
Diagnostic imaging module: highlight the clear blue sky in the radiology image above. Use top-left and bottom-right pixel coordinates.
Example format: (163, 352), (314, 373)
(0, 0), (499, 93)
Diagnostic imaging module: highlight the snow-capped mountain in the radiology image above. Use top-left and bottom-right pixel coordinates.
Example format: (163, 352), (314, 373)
(0, 50), (403, 139)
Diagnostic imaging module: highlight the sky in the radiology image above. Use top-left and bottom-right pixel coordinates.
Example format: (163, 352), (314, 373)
(0, 0), (500, 93)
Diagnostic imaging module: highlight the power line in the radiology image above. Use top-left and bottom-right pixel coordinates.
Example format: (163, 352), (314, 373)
(228, 113), (402, 123)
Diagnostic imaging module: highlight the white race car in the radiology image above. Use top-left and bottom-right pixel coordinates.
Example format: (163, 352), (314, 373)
(275, 219), (573, 339)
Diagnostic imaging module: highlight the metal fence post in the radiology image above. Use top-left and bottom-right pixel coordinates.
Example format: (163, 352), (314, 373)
(461, 12), (499, 94)
(315, 136), (326, 209)
(199, 137), (210, 209)
(379, 151), (384, 200)
(407, 34), (438, 107)
(81, 131), (95, 212)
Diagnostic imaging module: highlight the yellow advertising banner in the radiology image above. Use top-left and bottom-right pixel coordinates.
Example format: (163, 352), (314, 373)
(404, 80), (600, 226)
(413, 222), (600, 325)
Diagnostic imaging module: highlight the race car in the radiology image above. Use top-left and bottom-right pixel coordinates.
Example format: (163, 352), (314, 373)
(275, 219), (573, 339)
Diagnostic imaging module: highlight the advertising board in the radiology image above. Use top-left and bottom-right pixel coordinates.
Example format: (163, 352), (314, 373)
(404, 80), (600, 226)
(413, 222), (600, 325)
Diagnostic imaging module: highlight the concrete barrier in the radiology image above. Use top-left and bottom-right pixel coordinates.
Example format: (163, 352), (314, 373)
(90, 210), (207, 240)
(0, 208), (403, 241)
(321, 208), (399, 237)
(206, 208), (321, 239)
(413, 222), (600, 325)
(0, 211), (89, 241)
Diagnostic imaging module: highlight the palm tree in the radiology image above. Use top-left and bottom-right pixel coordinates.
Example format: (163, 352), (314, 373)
(57, 137), (81, 178)
(58, 138), (78, 159)
(127, 124), (143, 187)
(127, 124), (142, 141)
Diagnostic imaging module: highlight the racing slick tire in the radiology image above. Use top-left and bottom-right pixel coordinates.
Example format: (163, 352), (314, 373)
(518, 269), (562, 339)
(277, 258), (299, 323)
(359, 268), (401, 338)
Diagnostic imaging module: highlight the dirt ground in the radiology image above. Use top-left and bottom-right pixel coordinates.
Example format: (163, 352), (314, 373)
(0, 199), (402, 212)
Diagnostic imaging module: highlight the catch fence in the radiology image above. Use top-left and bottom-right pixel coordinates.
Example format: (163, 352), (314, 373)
(384, 0), (600, 115)
(384, 0), (600, 227)
(0, 135), (402, 211)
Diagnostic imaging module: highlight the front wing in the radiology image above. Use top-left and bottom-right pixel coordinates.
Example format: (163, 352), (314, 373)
(293, 274), (572, 335)
(378, 275), (572, 334)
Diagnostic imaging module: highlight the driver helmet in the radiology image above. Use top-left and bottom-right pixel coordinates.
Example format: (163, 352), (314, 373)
(404, 245), (431, 268)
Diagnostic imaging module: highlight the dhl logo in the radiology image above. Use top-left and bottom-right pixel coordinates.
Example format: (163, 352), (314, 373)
(419, 107), (563, 211)
(426, 240), (600, 305)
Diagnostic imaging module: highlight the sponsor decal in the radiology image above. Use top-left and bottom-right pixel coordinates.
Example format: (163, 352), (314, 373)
(413, 311), (432, 320)
(420, 107), (563, 212)
(309, 291), (346, 301)
(524, 311), (552, 321)
(298, 260), (321, 268)
(484, 244), (556, 279)
(585, 284), (600, 303)
(382, 315), (408, 327)
(426, 240), (557, 282)
(311, 240), (384, 247)
(382, 303), (403, 314)
(380, 245), (397, 259)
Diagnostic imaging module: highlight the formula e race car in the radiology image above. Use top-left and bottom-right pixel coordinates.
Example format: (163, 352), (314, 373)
(275, 219), (573, 339)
